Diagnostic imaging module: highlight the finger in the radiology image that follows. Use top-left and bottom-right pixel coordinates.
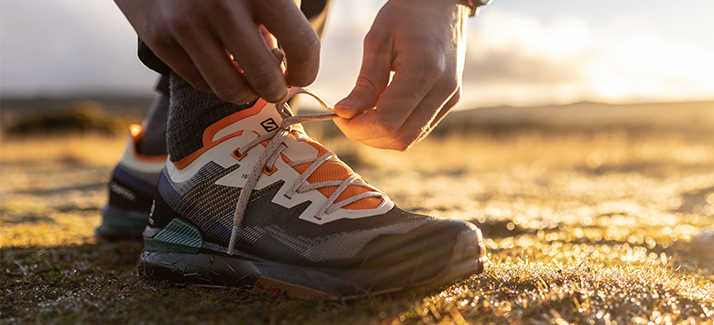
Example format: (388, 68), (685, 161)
(210, 5), (288, 102)
(335, 55), (442, 143)
(356, 86), (458, 151)
(258, 24), (278, 50)
(333, 29), (392, 118)
(170, 19), (259, 103)
(258, 0), (321, 87)
(260, 25), (286, 69)
(429, 87), (460, 129)
(151, 40), (211, 92)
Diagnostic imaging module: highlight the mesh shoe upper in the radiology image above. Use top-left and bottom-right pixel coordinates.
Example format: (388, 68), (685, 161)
(154, 89), (473, 271)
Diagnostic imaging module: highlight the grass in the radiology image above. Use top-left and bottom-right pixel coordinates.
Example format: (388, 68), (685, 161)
(2, 125), (714, 324)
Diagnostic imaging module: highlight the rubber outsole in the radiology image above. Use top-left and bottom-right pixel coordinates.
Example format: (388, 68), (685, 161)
(137, 226), (488, 300)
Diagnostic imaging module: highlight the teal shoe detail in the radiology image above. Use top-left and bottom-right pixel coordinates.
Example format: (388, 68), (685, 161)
(145, 219), (203, 254)
(100, 205), (151, 228)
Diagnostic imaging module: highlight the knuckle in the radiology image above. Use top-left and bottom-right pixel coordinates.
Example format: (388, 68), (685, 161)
(429, 76), (460, 104)
(363, 29), (389, 52)
(371, 115), (401, 138)
(187, 79), (212, 93)
(391, 134), (418, 151)
(292, 32), (321, 64)
(421, 58), (446, 79)
(165, 12), (196, 35)
(141, 25), (173, 48)
(442, 78), (460, 93)
(434, 78), (459, 99)
(199, 0), (231, 15)
(364, 26), (388, 43)
(248, 71), (286, 102)
(354, 76), (379, 93)
(449, 88), (462, 104)
(286, 34), (320, 86)
(213, 87), (255, 104)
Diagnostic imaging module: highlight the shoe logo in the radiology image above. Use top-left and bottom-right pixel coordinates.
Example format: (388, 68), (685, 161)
(260, 118), (278, 132)
(109, 181), (136, 201)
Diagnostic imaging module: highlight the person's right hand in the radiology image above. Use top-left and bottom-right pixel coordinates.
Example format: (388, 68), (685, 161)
(114, 0), (320, 103)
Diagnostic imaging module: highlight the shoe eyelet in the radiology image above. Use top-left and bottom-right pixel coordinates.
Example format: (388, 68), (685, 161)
(263, 166), (278, 176)
(232, 148), (247, 161)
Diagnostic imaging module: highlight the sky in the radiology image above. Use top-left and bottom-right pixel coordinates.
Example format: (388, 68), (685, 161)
(1, 0), (713, 108)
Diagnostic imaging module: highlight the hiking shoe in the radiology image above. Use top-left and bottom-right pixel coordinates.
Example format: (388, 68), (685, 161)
(96, 125), (166, 241)
(138, 88), (488, 299)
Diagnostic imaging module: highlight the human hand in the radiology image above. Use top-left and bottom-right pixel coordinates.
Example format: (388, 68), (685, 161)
(114, 0), (320, 103)
(333, 0), (469, 150)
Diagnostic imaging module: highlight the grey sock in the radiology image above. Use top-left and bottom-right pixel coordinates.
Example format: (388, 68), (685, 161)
(167, 73), (257, 162)
(135, 93), (169, 156)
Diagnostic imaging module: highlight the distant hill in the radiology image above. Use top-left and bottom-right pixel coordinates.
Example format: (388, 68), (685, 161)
(1, 94), (156, 116)
(444, 101), (714, 130)
(2, 94), (713, 136)
(1, 95), (156, 135)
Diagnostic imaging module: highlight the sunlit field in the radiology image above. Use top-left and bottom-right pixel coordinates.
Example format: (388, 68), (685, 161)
(2, 104), (714, 324)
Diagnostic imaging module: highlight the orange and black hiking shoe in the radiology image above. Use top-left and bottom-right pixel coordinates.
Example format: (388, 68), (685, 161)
(138, 88), (488, 299)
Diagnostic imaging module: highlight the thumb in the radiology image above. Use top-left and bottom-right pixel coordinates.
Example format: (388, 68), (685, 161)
(334, 39), (392, 118)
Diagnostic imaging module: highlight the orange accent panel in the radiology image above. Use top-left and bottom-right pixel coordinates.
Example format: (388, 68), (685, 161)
(317, 186), (338, 201)
(290, 150), (380, 210)
(172, 99), (268, 170)
(202, 99), (268, 146)
(292, 163), (309, 174)
(281, 153), (292, 164)
(173, 130), (243, 170)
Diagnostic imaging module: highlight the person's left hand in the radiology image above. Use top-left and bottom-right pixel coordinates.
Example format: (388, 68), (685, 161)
(333, 0), (470, 150)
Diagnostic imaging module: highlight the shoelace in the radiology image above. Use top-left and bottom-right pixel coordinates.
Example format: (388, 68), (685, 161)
(227, 88), (388, 255)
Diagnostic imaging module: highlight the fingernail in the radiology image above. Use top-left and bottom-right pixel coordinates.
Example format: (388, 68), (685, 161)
(271, 48), (285, 64)
(336, 96), (356, 109)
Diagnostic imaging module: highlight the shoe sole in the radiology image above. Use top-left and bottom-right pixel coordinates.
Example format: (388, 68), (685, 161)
(137, 223), (488, 300)
(95, 205), (149, 242)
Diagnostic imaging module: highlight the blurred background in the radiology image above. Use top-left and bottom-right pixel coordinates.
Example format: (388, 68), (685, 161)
(1, 0), (714, 137)
(3, 2), (714, 321)
(2, 0), (713, 105)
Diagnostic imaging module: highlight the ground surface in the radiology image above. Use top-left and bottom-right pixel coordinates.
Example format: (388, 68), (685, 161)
(2, 123), (714, 324)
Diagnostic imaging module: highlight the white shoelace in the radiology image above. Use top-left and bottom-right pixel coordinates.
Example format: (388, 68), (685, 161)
(227, 88), (387, 255)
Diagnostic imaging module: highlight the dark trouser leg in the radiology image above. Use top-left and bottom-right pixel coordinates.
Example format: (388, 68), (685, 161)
(135, 76), (170, 156)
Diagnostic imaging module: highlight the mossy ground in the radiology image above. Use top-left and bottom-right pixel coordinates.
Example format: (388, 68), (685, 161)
(2, 126), (714, 324)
